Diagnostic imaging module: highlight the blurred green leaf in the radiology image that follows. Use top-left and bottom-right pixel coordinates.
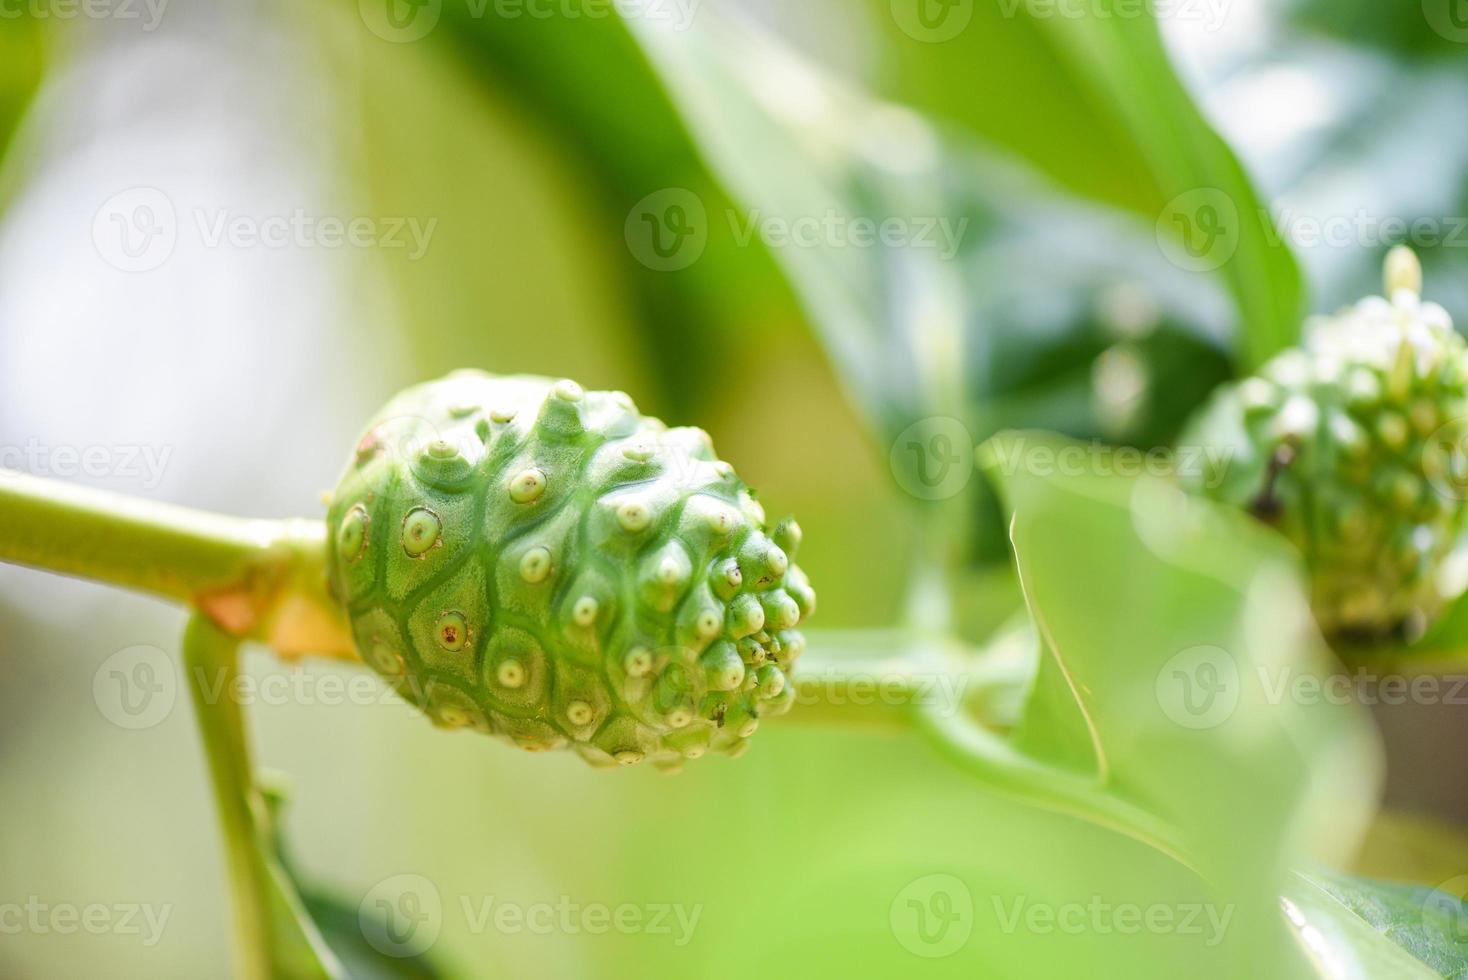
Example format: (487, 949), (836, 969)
(976, 431), (1381, 974)
(1285, 869), (1468, 978)
(624, 7), (1241, 567)
(0, 15), (44, 201)
(853, 0), (1305, 370)
(429, 2), (798, 418)
(262, 781), (444, 979)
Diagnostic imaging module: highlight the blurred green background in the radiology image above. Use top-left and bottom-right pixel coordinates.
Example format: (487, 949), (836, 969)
(0, 0), (1466, 976)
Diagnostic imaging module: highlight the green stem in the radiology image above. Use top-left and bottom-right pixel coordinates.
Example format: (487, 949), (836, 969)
(183, 614), (342, 980)
(914, 703), (1194, 870)
(0, 469), (272, 602)
(184, 614), (278, 980)
(0, 471), (353, 658)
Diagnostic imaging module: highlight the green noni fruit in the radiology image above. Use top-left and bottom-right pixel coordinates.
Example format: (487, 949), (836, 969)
(326, 371), (814, 769)
(1183, 247), (1468, 635)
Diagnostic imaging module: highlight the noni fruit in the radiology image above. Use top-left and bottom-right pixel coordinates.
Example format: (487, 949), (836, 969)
(1183, 247), (1468, 635)
(326, 372), (814, 769)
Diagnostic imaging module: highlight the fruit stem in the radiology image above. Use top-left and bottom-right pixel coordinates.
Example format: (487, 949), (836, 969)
(183, 614), (344, 979)
(0, 470), (354, 659)
(183, 614), (276, 980)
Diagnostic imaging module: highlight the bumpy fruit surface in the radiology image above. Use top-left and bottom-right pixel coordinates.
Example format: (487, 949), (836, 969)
(326, 371), (814, 769)
(1183, 248), (1468, 634)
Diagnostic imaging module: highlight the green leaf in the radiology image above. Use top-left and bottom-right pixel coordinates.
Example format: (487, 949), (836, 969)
(622, 7), (1242, 568)
(975, 431), (1382, 973)
(0, 14), (44, 203)
(851, 0), (1306, 370)
(426, 4), (796, 419)
(1284, 869), (1468, 978)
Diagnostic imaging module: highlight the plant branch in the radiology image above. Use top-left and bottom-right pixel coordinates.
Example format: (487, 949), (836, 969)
(0, 471), (353, 659)
(184, 614), (343, 979)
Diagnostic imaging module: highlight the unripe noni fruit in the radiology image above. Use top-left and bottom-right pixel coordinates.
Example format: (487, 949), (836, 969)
(1182, 247), (1468, 635)
(326, 371), (814, 769)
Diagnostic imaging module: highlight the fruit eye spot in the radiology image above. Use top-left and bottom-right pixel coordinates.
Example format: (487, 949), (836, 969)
(572, 596), (599, 626)
(401, 507), (442, 557)
(337, 505), (369, 562)
(436, 611), (469, 652)
(624, 647), (653, 677)
(566, 700), (595, 725)
(369, 642), (404, 676)
(696, 609), (721, 638)
(519, 547), (552, 584)
(616, 499), (652, 532)
(496, 660), (526, 688)
(508, 468), (547, 503)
